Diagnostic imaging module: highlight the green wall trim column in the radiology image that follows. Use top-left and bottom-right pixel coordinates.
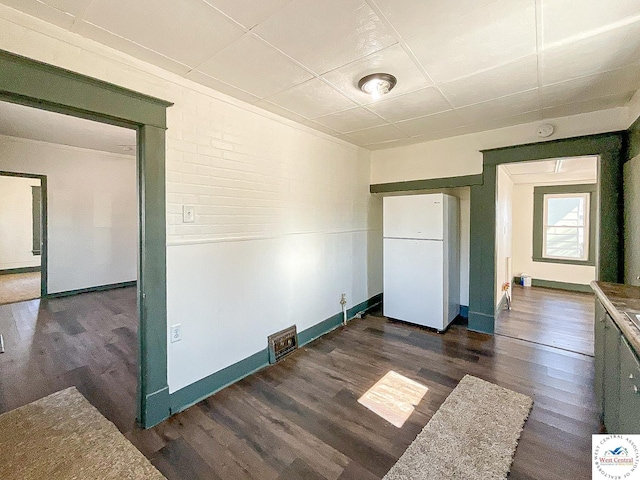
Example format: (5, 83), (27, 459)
(470, 132), (625, 335)
(627, 115), (640, 162)
(0, 49), (172, 428)
(169, 293), (383, 414)
(370, 174), (483, 193)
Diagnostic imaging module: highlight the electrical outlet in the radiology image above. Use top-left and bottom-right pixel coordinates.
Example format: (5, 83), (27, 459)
(170, 324), (182, 343)
(182, 205), (195, 223)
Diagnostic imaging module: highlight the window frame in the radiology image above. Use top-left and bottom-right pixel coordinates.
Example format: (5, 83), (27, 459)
(532, 184), (597, 266)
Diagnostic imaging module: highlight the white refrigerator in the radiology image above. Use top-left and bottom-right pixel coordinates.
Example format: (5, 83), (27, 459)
(383, 193), (460, 331)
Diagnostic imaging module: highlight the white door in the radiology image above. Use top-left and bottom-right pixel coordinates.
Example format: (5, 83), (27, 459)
(383, 194), (444, 240)
(383, 238), (444, 329)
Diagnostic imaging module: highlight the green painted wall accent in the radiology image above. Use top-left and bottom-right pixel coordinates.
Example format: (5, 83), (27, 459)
(370, 174), (483, 193)
(0, 49), (172, 428)
(512, 277), (592, 293)
(470, 133), (625, 334)
(532, 184), (597, 266)
(627, 115), (640, 162)
(46, 280), (137, 298)
(169, 293), (383, 414)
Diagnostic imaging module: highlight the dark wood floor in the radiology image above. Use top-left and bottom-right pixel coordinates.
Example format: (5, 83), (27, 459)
(0, 287), (599, 479)
(496, 285), (595, 356)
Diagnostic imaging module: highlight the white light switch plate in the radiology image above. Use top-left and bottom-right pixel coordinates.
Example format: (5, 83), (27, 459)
(182, 205), (195, 223)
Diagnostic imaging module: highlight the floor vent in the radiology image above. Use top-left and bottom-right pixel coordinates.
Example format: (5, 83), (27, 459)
(268, 325), (298, 364)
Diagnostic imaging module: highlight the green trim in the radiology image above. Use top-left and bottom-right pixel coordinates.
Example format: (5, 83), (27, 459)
(513, 277), (592, 293)
(532, 184), (597, 266)
(0, 266), (40, 275)
(459, 305), (469, 318)
(468, 311), (495, 334)
(170, 349), (269, 414)
(0, 50), (171, 129)
(31, 186), (41, 255)
(46, 280), (137, 298)
(0, 49), (171, 428)
(470, 133), (625, 336)
(370, 174), (483, 193)
(169, 293), (383, 414)
(627, 115), (640, 162)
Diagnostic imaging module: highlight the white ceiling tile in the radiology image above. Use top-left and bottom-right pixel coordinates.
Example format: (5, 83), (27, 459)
(40, 0), (91, 16)
(346, 124), (408, 144)
(300, 120), (341, 137)
(372, 0), (497, 40)
(367, 87), (452, 122)
(254, 100), (308, 124)
(204, 0), (293, 29)
(456, 89), (540, 124)
(74, 21), (192, 76)
(1, 0), (77, 29)
(540, 21), (640, 85)
(321, 44), (431, 104)
(406, 0), (536, 83)
(314, 108), (386, 133)
(253, 0), (397, 75)
(465, 110), (544, 131)
(185, 71), (262, 104)
(505, 161), (555, 176)
(540, 93), (634, 119)
(197, 34), (313, 99)
(83, 0), (244, 67)
(395, 110), (467, 136)
(438, 55), (539, 107)
(541, 65), (640, 107)
(541, 0), (640, 47)
(266, 78), (357, 118)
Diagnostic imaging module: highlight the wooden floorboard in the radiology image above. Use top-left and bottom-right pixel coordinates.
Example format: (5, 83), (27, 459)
(0, 286), (599, 479)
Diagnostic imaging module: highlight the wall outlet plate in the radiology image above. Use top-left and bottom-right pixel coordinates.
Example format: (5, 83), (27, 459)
(170, 324), (182, 343)
(182, 205), (195, 223)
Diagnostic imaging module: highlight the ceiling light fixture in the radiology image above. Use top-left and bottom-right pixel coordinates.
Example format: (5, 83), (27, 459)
(358, 73), (397, 101)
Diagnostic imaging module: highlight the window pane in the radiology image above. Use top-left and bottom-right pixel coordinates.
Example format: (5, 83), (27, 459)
(544, 226), (585, 258)
(545, 196), (585, 227)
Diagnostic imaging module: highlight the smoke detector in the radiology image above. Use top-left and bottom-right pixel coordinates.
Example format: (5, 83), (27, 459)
(537, 124), (554, 138)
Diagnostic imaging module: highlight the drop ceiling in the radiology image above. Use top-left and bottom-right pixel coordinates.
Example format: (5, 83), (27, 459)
(503, 156), (598, 184)
(3, 0), (640, 150)
(0, 100), (136, 155)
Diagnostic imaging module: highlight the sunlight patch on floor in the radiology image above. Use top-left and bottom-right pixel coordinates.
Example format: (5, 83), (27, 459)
(358, 370), (428, 428)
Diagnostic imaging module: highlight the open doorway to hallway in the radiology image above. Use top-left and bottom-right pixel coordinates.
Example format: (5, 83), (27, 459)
(494, 156), (598, 356)
(0, 100), (140, 430)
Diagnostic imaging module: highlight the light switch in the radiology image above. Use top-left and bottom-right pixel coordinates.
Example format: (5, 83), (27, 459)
(183, 205), (195, 223)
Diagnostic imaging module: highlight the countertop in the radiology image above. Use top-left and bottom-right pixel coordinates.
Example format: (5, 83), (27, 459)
(591, 281), (640, 353)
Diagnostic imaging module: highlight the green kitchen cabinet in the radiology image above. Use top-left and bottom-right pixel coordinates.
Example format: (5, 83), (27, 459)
(619, 337), (640, 434)
(603, 313), (621, 433)
(594, 299), (606, 412)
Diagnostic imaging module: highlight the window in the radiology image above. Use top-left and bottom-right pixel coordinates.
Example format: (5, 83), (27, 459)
(542, 193), (589, 261)
(533, 184), (597, 266)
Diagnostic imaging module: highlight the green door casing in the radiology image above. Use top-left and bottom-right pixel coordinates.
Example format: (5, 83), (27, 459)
(0, 49), (172, 428)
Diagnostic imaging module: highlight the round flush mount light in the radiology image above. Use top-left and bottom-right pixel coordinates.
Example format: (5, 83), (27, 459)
(358, 73), (397, 100)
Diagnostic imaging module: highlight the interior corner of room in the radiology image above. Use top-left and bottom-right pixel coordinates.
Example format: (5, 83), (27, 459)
(1, 1), (640, 479)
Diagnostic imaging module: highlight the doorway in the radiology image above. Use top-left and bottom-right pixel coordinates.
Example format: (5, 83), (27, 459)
(0, 49), (171, 427)
(0, 172), (45, 304)
(494, 156), (599, 355)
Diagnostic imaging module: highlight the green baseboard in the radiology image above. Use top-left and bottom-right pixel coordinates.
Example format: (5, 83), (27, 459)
(141, 386), (170, 429)
(46, 280), (137, 298)
(168, 292), (383, 415)
(496, 293), (508, 316)
(0, 266), (40, 275)
(468, 310), (495, 334)
(170, 349), (269, 415)
(512, 277), (591, 293)
(459, 305), (469, 318)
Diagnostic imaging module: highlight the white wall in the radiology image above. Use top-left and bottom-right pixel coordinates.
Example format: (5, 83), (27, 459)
(512, 181), (597, 285)
(495, 167), (513, 305)
(0, 5), (381, 394)
(0, 175), (41, 270)
(371, 108), (629, 185)
(0, 136), (137, 294)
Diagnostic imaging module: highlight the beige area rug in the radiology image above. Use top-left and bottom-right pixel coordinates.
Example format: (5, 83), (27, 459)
(383, 375), (533, 480)
(0, 387), (165, 480)
(0, 272), (40, 305)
